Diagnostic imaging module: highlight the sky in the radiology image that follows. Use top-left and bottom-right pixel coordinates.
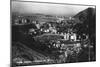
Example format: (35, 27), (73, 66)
(11, 0), (95, 16)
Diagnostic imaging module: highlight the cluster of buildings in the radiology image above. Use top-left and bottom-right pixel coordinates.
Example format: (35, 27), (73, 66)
(12, 15), (81, 44)
(29, 21), (78, 42)
(12, 15), (84, 63)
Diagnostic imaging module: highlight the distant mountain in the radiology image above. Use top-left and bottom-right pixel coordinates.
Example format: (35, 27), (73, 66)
(12, 12), (53, 17)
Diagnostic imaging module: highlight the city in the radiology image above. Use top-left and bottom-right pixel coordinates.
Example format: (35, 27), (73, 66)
(11, 1), (96, 66)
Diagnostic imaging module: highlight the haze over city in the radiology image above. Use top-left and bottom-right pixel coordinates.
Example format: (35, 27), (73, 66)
(11, 0), (95, 17)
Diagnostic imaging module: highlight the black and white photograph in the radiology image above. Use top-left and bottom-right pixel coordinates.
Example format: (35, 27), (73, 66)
(11, 0), (96, 67)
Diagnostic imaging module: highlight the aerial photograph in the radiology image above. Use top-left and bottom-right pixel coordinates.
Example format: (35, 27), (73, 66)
(11, 0), (96, 67)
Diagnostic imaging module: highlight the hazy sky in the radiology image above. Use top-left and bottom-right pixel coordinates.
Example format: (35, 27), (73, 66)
(11, 0), (95, 16)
